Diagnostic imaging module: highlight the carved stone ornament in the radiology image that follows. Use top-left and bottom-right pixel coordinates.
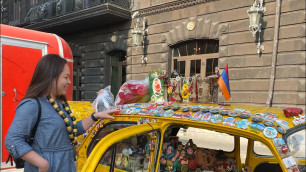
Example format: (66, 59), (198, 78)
(187, 21), (195, 31)
(111, 35), (117, 42)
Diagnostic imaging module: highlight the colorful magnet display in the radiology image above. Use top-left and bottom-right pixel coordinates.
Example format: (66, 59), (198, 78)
(276, 119), (289, 129)
(132, 107), (141, 114)
(263, 127), (278, 139)
(220, 110), (229, 116)
(210, 114), (223, 124)
(236, 119), (251, 129)
(210, 108), (219, 114)
(239, 112), (251, 119)
(223, 117), (236, 127)
(263, 119), (275, 127)
(182, 112), (192, 120)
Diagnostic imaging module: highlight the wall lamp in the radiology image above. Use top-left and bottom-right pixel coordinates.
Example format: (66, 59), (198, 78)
(247, 0), (266, 54)
(131, 11), (148, 64)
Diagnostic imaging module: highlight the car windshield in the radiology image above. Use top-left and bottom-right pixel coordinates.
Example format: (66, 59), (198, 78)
(286, 128), (305, 159)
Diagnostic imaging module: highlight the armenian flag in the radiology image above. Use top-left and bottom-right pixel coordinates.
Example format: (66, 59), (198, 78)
(218, 64), (231, 100)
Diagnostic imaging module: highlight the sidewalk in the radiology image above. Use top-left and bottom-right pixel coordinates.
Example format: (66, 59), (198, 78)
(1, 168), (23, 172)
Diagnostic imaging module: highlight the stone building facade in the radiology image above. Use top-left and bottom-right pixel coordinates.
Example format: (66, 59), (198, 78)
(1, 0), (305, 111)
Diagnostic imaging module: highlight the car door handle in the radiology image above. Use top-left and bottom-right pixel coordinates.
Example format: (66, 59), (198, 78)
(14, 88), (17, 101)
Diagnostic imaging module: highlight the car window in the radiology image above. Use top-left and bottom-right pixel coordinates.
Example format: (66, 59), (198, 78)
(87, 122), (136, 156)
(96, 130), (160, 172)
(286, 129), (305, 159)
(253, 141), (273, 156)
(176, 127), (235, 152)
(159, 126), (236, 172)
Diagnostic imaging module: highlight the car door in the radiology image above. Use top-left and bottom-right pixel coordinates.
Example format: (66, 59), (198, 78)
(82, 122), (161, 172)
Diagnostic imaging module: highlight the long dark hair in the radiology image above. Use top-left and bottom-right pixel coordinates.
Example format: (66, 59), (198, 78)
(23, 54), (67, 101)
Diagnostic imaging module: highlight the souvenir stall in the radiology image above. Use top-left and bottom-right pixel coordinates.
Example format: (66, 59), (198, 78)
(78, 69), (305, 172)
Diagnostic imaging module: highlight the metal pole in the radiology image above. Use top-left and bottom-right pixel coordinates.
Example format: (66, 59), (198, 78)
(266, 0), (281, 107)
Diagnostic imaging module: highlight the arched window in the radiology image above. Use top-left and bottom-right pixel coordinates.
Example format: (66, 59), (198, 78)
(172, 39), (219, 77)
(109, 51), (127, 96)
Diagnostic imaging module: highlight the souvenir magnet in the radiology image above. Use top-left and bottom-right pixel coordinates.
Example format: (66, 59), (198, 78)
(223, 117), (236, 127)
(139, 110), (148, 115)
(182, 108), (190, 112)
(210, 114), (223, 124)
(236, 119), (251, 129)
(220, 110), (229, 116)
(282, 156), (297, 168)
(276, 125), (287, 134)
(229, 111), (240, 117)
(192, 108), (200, 112)
(155, 110), (164, 117)
(132, 107), (141, 114)
(172, 113), (182, 119)
(276, 119), (289, 129)
(239, 112), (251, 119)
(250, 122), (265, 133)
(263, 119), (275, 127)
(210, 108), (219, 114)
(264, 115), (278, 121)
(163, 106), (171, 110)
(234, 108), (246, 112)
(202, 108), (211, 113)
(200, 112), (212, 122)
(148, 109), (158, 116)
(182, 112), (192, 120)
(191, 111), (203, 121)
(164, 109), (174, 118)
(172, 106), (180, 111)
(263, 127), (278, 139)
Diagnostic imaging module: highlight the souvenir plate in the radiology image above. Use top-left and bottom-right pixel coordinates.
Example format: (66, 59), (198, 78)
(164, 110), (174, 118)
(250, 122), (265, 133)
(239, 112), (251, 119)
(172, 106), (180, 111)
(263, 127), (278, 139)
(192, 108), (200, 112)
(220, 110), (229, 116)
(148, 109), (158, 116)
(172, 113), (182, 119)
(200, 112), (212, 122)
(191, 111), (203, 121)
(236, 119), (251, 129)
(264, 114), (278, 121)
(223, 117), (236, 127)
(163, 106), (171, 110)
(182, 108), (190, 112)
(229, 111), (240, 117)
(202, 108), (211, 113)
(263, 119), (275, 127)
(210, 108), (219, 114)
(210, 114), (223, 124)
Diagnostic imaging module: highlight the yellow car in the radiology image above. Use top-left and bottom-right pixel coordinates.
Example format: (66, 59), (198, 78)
(75, 103), (305, 172)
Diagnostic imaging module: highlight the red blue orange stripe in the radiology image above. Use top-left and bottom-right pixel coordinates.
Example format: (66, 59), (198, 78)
(218, 64), (231, 100)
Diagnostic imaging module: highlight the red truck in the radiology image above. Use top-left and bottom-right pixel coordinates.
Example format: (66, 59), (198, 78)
(0, 24), (73, 169)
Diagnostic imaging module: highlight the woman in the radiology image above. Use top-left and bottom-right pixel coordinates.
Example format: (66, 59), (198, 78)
(5, 54), (119, 172)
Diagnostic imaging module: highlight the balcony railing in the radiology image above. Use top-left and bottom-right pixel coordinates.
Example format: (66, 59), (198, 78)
(23, 0), (130, 24)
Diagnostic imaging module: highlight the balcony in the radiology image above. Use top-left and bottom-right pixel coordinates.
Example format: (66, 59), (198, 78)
(14, 0), (131, 35)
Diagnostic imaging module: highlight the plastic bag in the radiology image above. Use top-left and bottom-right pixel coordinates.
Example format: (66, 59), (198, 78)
(92, 86), (115, 112)
(115, 77), (149, 105)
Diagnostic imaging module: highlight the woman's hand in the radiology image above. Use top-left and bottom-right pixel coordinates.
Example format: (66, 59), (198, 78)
(38, 159), (50, 172)
(94, 108), (120, 120)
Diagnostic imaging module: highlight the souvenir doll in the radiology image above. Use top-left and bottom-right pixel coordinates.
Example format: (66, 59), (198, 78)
(178, 150), (189, 172)
(185, 145), (197, 171)
(168, 78), (181, 102)
(195, 148), (215, 171)
(160, 142), (170, 171)
(164, 145), (175, 172)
